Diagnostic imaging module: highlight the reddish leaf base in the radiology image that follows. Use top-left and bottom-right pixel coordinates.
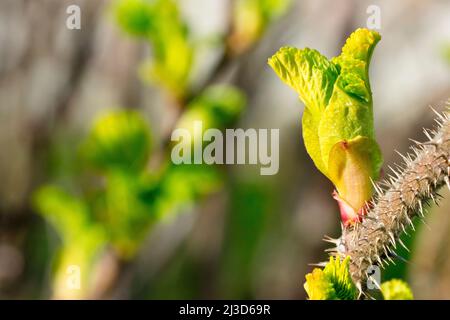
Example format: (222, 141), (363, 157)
(332, 190), (368, 226)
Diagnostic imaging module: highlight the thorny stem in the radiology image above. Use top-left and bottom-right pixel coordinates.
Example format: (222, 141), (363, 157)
(327, 108), (450, 295)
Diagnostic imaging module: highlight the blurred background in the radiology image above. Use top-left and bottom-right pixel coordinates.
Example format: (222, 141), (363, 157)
(1, 0), (450, 299)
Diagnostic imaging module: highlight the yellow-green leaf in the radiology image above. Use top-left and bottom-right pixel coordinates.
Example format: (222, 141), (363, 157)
(304, 256), (357, 300)
(327, 136), (382, 220)
(268, 28), (383, 215)
(268, 47), (339, 176)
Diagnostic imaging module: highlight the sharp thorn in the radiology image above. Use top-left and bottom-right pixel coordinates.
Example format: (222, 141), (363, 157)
(397, 238), (410, 252)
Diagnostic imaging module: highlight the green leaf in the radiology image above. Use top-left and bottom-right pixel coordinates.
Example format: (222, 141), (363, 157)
(269, 47), (339, 176)
(188, 85), (247, 126)
(304, 256), (357, 300)
(114, 0), (154, 37)
(33, 185), (92, 243)
(328, 136), (382, 220)
(33, 185), (107, 299)
(173, 85), (246, 165)
(302, 107), (327, 176)
(268, 47), (339, 115)
(114, 0), (193, 98)
(304, 268), (336, 300)
(176, 85), (246, 135)
(381, 279), (414, 300)
(269, 28), (383, 214)
(81, 109), (152, 172)
(97, 171), (155, 258)
(258, 0), (292, 21)
(230, 0), (291, 54)
(339, 28), (381, 64)
(319, 29), (381, 168)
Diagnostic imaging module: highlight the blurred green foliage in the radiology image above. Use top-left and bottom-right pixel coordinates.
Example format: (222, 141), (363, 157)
(113, 0), (291, 99)
(114, 0), (193, 99)
(381, 279), (413, 300)
(33, 185), (106, 298)
(176, 85), (246, 146)
(138, 181), (276, 300)
(230, 0), (291, 54)
(34, 82), (245, 297)
(81, 110), (152, 172)
(184, 85), (246, 127)
(29, 0), (295, 299)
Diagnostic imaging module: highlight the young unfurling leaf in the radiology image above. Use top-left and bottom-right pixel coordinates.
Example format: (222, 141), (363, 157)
(268, 47), (339, 175)
(268, 28), (382, 225)
(304, 256), (357, 300)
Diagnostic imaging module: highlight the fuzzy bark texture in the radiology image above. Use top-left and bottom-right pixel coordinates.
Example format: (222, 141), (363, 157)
(333, 109), (450, 291)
